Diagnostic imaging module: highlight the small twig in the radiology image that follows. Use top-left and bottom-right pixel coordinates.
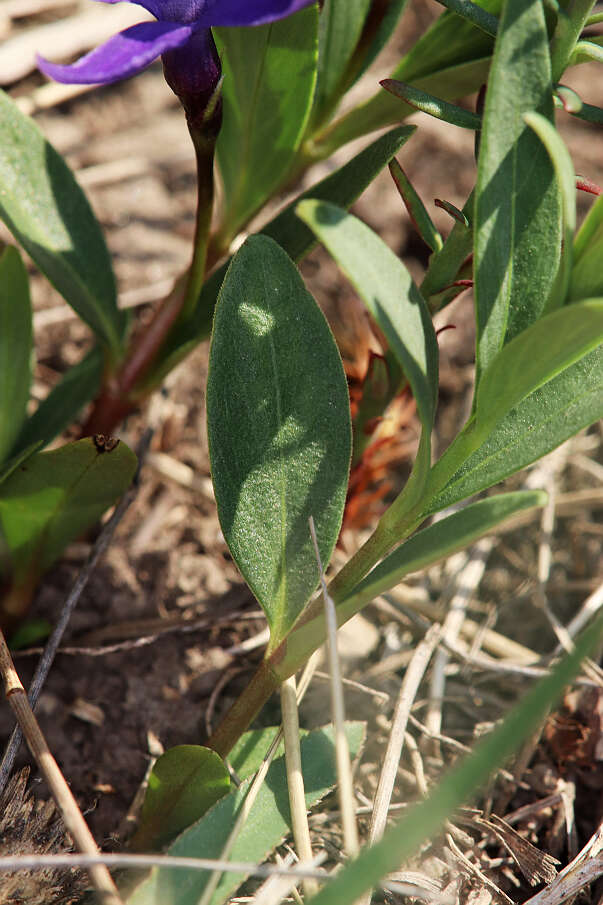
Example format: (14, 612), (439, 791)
(446, 833), (514, 905)
(369, 626), (440, 845)
(280, 675), (318, 898)
(253, 851), (328, 905)
(0, 631), (123, 905)
(309, 516), (360, 858)
(0, 429), (152, 795)
(426, 539), (493, 746)
(0, 852), (329, 880)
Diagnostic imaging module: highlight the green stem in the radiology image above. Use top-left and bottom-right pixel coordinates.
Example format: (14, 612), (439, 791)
(206, 658), (280, 758)
(180, 134), (216, 320)
(550, 0), (595, 81)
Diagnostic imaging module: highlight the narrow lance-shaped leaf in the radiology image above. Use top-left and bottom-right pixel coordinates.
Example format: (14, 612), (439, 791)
(296, 199), (438, 504)
(273, 491), (546, 676)
(150, 126), (416, 386)
(309, 2), (497, 156)
(421, 305), (603, 515)
(474, 300), (603, 440)
(473, 0), (561, 380)
(569, 193), (603, 302)
(523, 112), (576, 311)
(207, 236), (351, 647)
(0, 247), (32, 464)
(0, 91), (125, 355)
(126, 724), (366, 905)
(425, 344), (603, 515)
(310, 0), (372, 130)
(389, 158), (443, 253)
(12, 346), (104, 457)
(304, 616), (603, 905)
(215, 5), (318, 243)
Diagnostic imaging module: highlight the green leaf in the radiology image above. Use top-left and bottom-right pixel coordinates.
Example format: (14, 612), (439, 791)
(426, 345), (603, 514)
(381, 79), (482, 129)
(296, 199), (438, 500)
(207, 236), (351, 645)
(150, 126), (415, 384)
(228, 727), (284, 779)
(279, 493), (546, 674)
(569, 194), (603, 302)
(349, 1), (409, 81)
(474, 0), (561, 379)
(0, 442), (43, 488)
(131, 746), (230, 852)
(215, 5), (318, 241)
(523, 112), (575, 310)
(126, 723), (366, 905)
(305, 617), (603, 905)
(0, 91), (124, 355)
(433, 0), (499, 35)
(341, 492), (545, 615)
(310, 0), (372, 129)
(420, 190), (474, 304)
(310, 2), (497, 156)
(475, 300), (603, 439)
(388, 159), (442, 252)
(12, 346), (104, 456)
(0, 436), (137, 592)
(0, 247), (32, 464)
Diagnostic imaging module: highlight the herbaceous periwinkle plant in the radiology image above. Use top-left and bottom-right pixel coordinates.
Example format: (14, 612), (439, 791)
(0, 0), (602, 901)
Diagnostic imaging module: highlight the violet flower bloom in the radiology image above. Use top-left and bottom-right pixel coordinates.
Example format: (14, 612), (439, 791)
(38, 0), (313, 101)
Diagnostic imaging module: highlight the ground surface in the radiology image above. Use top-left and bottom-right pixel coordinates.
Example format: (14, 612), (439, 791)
(0, 3), (601, 904)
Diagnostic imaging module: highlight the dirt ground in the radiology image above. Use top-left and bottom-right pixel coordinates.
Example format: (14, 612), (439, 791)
(0, 3), (602, 904)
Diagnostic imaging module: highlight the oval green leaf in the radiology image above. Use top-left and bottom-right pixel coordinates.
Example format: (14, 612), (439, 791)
(131, 746), (230, 853)
(127, 723), (366, 905)
(0, 91), (124, 354)
(207, 236), (351, 645)
(0, 247), (32, 464)
(0, 436), (137, 592)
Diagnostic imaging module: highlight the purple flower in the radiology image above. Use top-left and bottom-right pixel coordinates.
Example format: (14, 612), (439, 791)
(37, 0), (313, 94)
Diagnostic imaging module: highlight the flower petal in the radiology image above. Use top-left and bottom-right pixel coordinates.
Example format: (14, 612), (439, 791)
(196, 0), (314, 27)
(91, 0), (206, 25)
(37, 20), (194, 84)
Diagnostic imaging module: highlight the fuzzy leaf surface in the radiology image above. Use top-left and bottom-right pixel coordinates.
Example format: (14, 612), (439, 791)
(207, 236), (351, 644)
(0, 91), (124, 354)
(474, 0), (560, 378)
(127, 723), (366, 905)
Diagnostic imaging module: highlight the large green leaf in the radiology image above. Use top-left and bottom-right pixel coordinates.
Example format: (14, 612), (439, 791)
(0, 247), (32, 464)
(206, 236), (351, 645)
(0, 436), (137, 592)
(310, 0), (371, 129)
(12, 346), (104, 456)
(127, 723), (366, 905)
(150, 126), (415, 385)
(474, 0), (561, 379)
(425, 344), (603, 514)
(215, 5), (318, 242)
(131, 746), (230, 853)
(305, 617), (602, 905)
(296, 200), (438, 501)
(0, 91), (124, 355)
